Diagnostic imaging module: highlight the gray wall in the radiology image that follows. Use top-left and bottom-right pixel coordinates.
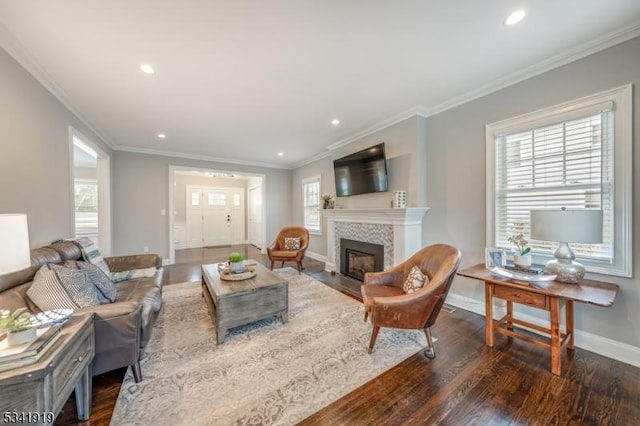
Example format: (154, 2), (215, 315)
(0, 47), (111, 247)
(425, 36), (640, 348)
(292, 37), (640, 353)
(292, 116), (429, 256)
(112, 151), (291, 258)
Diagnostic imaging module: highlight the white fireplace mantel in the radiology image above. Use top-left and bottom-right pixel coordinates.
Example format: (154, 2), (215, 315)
(324, 207), (430, 272)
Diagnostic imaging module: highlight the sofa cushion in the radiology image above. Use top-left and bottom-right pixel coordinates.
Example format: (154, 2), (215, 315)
(27, 264), (102, 310)
(403, 265), (428, 294)
(64, 260), (117, 303)
(72, 237), (111, 276)
(284, 237), (301, 250)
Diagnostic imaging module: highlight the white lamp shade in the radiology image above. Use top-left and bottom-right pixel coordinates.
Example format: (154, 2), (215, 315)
(0, 214), (31, 275)
(530, 209), (603, 244)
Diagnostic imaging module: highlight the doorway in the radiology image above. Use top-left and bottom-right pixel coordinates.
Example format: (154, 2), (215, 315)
(186, 186), (245, 248)
(69, 127), (111, 255)
(248, 184), (263, 249)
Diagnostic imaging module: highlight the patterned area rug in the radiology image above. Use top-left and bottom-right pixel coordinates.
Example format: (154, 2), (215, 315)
(111, 268), (427, 425)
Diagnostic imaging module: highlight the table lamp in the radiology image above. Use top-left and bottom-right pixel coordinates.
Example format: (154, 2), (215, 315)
(0, 214), (31, 276)
(530, 208), (602, 283)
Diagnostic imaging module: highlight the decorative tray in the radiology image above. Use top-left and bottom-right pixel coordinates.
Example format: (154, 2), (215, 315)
(488, 266), (557, 282)
(219, 266), (257, 281)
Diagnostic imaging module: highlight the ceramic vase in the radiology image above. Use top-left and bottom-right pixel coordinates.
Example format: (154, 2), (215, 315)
(514, 254), (532, 269)
(230, 262), (244, 273)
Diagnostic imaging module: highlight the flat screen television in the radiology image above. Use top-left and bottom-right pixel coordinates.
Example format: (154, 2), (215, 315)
(334, 143), (388, 197)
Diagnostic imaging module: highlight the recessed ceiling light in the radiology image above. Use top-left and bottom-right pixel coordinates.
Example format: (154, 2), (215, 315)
(505, 10), (526, 26)
(331, 119), (340, 126)
(277, 152), (284, 157)
(157, 133), (166, 139)
(140, 63), (155, 74)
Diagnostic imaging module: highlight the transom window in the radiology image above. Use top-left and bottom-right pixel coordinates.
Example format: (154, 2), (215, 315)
(486, 85), (632, 277)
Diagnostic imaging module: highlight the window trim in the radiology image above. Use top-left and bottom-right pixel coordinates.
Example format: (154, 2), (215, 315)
(302, 175), (322, 236)
(486, 84), (632, 277)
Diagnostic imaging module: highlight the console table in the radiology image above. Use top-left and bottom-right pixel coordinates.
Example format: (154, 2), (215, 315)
(457, 264), (618, 375)
(0, 314), (95, 424)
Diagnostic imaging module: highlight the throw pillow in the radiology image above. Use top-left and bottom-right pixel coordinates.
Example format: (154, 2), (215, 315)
(284, 237), (301, 250)
(402, 265), (428, 294)
(27, 264), (103, 311)
(71, 237), (111, 276)
(110, 267), (158, 283)
(63, 260), (117, 303)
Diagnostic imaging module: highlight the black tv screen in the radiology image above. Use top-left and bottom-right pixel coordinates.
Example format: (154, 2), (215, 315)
(334, 143), (388, 197)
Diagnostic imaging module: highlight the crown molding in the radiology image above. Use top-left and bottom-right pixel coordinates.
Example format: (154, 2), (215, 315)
(0, 22), (116, 150)
(325, 105), (429, 153)
(114, 145), (290, 170)
(427, 20), (640, 117)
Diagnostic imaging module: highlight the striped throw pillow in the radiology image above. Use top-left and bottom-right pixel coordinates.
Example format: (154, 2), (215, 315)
(27, 264), (103, 311)
(72, 237), (111, 276)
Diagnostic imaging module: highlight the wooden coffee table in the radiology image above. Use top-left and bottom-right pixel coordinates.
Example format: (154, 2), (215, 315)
(201, 262), (289, 344)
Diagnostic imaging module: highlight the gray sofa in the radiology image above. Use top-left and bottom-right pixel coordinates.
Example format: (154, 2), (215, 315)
(0, 241), (163, 382)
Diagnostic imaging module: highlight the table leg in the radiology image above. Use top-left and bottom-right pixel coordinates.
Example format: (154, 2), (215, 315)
(566, 300), (574, 350)
(75, 363), (92, 420)
(485, 283), (494, 347)
(550, 296), (561, 375)
(506, 300), (513, 331)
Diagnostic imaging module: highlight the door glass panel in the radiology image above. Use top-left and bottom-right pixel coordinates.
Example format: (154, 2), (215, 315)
(233, 193), (240, 207)
(191, 192), (200, 206)
(208, 192), (226, 206)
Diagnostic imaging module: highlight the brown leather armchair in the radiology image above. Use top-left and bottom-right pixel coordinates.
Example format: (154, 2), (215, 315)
(361, 243), (461, 357)
(267, 226), (310, 274)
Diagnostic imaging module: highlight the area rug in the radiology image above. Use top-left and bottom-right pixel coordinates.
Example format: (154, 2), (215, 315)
(110, 268), (427, 426)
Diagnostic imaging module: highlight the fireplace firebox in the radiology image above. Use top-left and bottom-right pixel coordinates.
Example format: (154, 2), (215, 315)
(340, 238), (384, 282)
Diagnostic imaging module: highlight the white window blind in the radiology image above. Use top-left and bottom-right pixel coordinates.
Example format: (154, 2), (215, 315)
(302, 176), (321, 234)
(495, 111), (613, 262)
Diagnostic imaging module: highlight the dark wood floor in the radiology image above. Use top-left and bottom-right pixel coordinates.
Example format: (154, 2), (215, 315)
(57, 245), (639, 425)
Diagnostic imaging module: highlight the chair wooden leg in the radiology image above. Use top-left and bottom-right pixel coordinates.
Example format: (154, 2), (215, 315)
(364, 310), (368, 322)
(281, 261), (285, 268)
(368, 326), (380, 354)
(296, 261), (302, 274)
(270, 260), (274, 270)
(424, 327), (435, 359)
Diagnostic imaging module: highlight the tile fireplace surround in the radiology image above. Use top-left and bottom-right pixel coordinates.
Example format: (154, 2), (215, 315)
(324, 208), (430, 273)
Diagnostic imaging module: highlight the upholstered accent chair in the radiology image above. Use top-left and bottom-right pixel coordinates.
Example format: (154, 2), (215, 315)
(361, 243), (461, 357)
(267, 226), (310, 274)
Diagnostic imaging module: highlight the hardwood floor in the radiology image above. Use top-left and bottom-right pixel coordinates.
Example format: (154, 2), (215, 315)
(57, 245), (639, 425)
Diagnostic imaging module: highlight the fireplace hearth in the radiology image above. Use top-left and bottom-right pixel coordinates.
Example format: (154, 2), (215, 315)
(340, 238), (384, 282)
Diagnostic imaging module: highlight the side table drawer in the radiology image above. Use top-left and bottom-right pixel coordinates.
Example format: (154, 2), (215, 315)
(494, 285), (547, 308)
(52, 324), (94, 409)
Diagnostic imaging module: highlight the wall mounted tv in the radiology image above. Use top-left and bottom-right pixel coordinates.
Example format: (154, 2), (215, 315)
(334, 143), (388, 197)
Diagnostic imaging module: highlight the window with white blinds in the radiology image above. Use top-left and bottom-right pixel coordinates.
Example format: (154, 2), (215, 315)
(486, 85), (632, 277)
(302, 176), (321, 234)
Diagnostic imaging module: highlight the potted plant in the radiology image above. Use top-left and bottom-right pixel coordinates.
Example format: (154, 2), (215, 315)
(228, 252), (245, 273)
(321, 194), (334, 209)
(508, 232), (531, 269)
(0, 307), (37, 347)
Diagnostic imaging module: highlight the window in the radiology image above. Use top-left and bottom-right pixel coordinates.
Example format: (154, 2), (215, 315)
(302, 176), (321, 235)
(486, 85), (632, 277)
(208, 192), (226, 206)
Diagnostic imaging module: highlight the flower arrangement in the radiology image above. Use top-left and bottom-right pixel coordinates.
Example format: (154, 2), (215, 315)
(0, 307), (34, 334)
(508, 233), (531, 256)
(321, 194), (334, 209)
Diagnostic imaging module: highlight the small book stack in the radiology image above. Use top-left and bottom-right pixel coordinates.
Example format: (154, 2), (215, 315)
(0, 326), (62, 373)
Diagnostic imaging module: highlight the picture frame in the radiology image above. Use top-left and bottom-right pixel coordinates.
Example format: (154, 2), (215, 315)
(485, 248), (506, 268)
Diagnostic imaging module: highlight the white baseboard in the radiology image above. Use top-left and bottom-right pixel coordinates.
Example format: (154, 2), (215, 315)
(305, 250), (328, 264)
(446, 291), (640, 368)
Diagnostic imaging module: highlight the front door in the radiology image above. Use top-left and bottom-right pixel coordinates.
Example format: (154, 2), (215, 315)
(187, 186), (245, 248)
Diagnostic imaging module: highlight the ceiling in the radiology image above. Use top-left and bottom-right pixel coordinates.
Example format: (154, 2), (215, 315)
(1, 1), (639, 169)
